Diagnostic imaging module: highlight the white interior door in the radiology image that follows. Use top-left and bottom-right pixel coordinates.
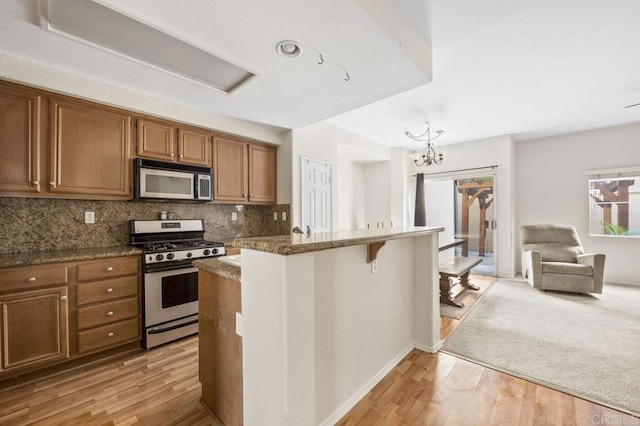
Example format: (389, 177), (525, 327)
(302, 158), (332, 233)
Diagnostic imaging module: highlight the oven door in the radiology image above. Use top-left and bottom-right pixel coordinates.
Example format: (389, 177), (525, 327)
(139, 167), (195, 200)
(144, 267), (198, 327)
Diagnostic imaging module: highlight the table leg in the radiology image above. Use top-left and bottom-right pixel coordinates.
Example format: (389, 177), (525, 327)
(460, 271), (480, 291)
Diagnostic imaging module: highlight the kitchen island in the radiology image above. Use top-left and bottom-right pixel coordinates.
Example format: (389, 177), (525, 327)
(195, 226), (443, 426)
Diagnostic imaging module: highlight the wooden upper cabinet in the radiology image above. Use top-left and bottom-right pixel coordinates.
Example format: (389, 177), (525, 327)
(137, 119), (212, 167)
(0, 83), (42, 194)
(248, 144), (277, 204)
(214, 137), (248, 202)
(136, 119), (176, 162)
(0, 287), (70, 372)
(178, 127), (212, 167)
(50, 98), (132, 198)
(213, 137), (277, 204)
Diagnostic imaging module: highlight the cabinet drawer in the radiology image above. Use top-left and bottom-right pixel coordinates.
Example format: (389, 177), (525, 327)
(76, 257), (140, 282)
(0, 264), (68, 292)
(78, 318), (139, 353)
(78, 297), (139, 330)
(77, 276), (139, 306)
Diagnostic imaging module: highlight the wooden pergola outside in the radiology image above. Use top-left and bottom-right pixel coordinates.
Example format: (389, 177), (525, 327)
(456, 179), (494, 257)
(591, 179), (635, 232)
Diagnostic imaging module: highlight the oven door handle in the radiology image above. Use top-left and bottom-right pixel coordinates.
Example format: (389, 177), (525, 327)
(148, 318), (198, 334)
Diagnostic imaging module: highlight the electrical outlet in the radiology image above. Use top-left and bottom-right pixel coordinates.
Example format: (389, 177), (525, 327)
(235, 312), (243, 336)
(282, 211), (287, 221)
(231, 212), (238, 221)
(371, 260), (377, 274)
(84, 211), (95, 224)
(274, 212), (278, 221)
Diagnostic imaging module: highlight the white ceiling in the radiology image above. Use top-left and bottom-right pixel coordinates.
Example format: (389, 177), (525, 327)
(331, 0), (640, 147)
(2, 0), (640, 148)
(0, 0), (430, 130)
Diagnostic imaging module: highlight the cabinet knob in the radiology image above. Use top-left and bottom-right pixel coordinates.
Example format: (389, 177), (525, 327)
(60, 295), (68, 301)
(49, 181), (56, 187)
(107, 332), (114, 337)
(170, 153), (174, 157)
(32, 180), (39, 186)
(106, 288), (114, 293)
(250, 193), (254, 197)
(106, 266), (114, 272)
(107, 311), (114, 316)
(179, 154), (184, 158)
(243, 193), (247, 197)
(28, 277), (36, 282)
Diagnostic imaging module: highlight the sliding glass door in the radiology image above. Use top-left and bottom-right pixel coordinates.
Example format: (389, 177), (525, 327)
(454, 176), (495, 275)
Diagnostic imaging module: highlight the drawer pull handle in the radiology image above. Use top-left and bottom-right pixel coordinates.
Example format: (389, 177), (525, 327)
(107, 311), (114, 316)
(60, 295), (67, 301)
(28, 277), (37, 282)
(107, 332), (114, 337)
(106, 288), (114, 293)
(106, 266), (114, 272)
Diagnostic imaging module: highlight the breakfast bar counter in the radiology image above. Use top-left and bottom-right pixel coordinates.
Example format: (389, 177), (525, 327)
(224, 226), (444, 425)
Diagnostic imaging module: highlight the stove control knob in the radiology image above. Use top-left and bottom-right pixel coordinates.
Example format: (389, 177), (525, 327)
(203, 249), (211, 255)
(155, 254), (164, 261)
(212, 248), (219, 254)
(186, 252), (192, 258)
(167, 253), (175, 260)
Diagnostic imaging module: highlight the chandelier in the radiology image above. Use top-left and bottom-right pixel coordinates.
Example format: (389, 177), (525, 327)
(406, 122), (444, 167)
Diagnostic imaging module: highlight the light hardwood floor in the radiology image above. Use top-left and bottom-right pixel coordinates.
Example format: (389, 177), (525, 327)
(0, 276), (629, 425)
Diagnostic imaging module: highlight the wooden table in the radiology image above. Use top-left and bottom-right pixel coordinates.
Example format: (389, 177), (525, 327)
(439, 238), (467, 252)
(439, 256), (482, 308)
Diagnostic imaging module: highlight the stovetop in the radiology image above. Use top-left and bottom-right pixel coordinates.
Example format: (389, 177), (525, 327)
(129, 219), (226, 267)
(142, 240), (224, 253)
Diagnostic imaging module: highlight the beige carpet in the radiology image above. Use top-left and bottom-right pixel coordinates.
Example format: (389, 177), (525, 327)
(440, 276), (497, 320)
(442, 278), (640, 416)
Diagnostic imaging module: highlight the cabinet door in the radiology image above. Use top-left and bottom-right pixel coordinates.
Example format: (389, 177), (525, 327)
(137, 119), (176, 162)
(248, 144), (277, 204)
(178, 128), (211, 167)
(50, 99), (132, 198)
(0, 84), (42, 194)
(0, 287), (69, 372)
(214, 138), (248, 202)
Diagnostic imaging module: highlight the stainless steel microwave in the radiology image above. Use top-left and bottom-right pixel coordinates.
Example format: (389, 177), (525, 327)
(134, 158), (212, 202)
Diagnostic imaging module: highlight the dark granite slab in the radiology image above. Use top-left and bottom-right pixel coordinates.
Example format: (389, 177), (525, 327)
(193, 258), (241, 282)
(234, 226), (444, 256)
(0, 246), (142, 268)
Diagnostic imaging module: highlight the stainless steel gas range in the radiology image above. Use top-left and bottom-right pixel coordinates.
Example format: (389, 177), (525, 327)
(129, 219), (226, 349)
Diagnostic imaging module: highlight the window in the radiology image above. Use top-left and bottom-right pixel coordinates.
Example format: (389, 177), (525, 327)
(589, 177), (640, 237)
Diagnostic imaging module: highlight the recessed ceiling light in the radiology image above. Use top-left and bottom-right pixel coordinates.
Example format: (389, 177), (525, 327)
(276, 40), (302, 58)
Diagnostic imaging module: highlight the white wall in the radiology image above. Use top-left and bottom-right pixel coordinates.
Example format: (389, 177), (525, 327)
(516, 122), (640, 285)
(290, 122), (400, 231)
(337, 159), (366, 230)
(425, 180), (455, 261)
(410, 135), (516, 277)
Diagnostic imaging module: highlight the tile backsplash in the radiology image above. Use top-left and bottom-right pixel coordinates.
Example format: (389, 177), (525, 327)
(0, 197), (290, 254)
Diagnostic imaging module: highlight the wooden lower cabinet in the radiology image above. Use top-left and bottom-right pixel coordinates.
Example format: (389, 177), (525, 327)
(199, 269), (243, 426)
(76, 257), (141, 354)
(0, 255), (141, 382)
(0, 286), (69, 372)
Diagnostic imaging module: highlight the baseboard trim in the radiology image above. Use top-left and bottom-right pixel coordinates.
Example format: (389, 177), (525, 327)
(415, 339), (443, 353)
(319, 343), (415, 426)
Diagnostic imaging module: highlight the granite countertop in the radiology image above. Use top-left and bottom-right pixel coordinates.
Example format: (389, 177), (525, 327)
(234, 226), (444, 256)
(0, 246), (142, 268)
(193, 258), (241, 282)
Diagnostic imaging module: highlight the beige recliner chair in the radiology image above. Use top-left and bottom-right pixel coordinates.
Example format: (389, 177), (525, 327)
(520, 224), (605, 294)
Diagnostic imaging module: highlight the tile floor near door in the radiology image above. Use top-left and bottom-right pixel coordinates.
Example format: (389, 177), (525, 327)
(0, 275), (628, 425)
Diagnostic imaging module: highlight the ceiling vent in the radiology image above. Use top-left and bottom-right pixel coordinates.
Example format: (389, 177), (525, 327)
(40, 0), (257, 94)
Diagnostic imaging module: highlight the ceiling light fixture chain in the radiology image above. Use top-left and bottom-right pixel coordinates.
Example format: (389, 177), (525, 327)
(406, 122), (445, 167)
